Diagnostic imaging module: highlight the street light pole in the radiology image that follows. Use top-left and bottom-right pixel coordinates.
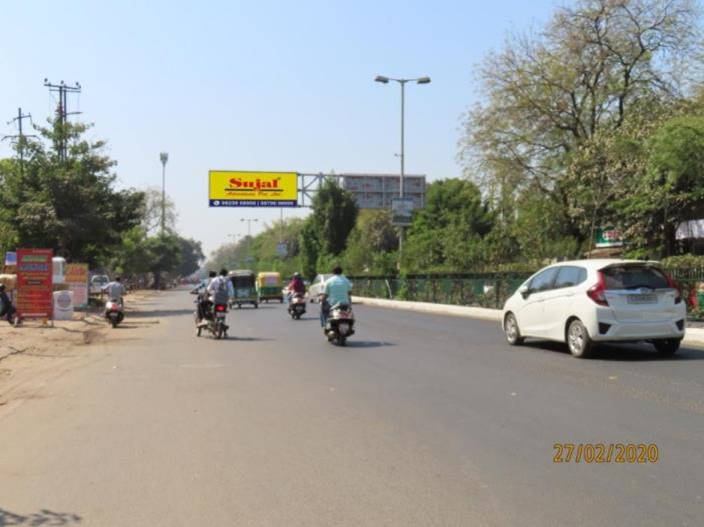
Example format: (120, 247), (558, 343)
(374, 75), (431, 264)
(159, 152), (169, 235)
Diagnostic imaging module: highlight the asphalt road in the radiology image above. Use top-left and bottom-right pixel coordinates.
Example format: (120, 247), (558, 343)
(1, 289), (703, 526)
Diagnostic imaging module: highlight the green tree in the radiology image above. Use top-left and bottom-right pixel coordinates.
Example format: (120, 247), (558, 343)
(309, 179), (358, 256)
(175, 237), (205, 277)
(461, 0), (701, 246)
(0, 116), (144, 266)
(344, 209), (398, 274)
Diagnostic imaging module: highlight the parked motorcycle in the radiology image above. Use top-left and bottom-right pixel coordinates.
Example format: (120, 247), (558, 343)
(105, 298), (124, 328)
(194, 293), (229, 339)
(288, 293), (307, 320)
(324, 303), (355, 346)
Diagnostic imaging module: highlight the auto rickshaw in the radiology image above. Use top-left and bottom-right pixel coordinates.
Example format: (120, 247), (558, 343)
(228, 269), (259, 308)
(257, 272), (283, 303)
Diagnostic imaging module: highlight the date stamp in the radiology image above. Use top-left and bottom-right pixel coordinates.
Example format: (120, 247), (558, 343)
(553, 443), (659, 463)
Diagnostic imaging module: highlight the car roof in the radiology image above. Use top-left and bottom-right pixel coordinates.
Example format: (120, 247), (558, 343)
(543, 259), (661, 271)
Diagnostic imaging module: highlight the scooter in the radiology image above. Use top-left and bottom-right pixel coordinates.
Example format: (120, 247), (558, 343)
(105, 298), (124, 328)
(288, 293), (307, 320)
(324, 303), (355, 346)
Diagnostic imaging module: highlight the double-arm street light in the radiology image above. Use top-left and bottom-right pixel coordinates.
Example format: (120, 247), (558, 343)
(374, 75), (431, 257)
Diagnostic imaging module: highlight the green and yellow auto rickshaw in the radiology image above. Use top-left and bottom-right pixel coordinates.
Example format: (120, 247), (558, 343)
(229, 269), (259, 308)
(256, 271), (283, 303)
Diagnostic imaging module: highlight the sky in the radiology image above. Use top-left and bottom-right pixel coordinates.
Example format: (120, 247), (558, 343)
(0, 0), (558, 256)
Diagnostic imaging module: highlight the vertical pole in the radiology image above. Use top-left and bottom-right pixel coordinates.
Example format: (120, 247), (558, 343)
(17, 108), (23, 170)
(161, 161), (166, 234)
(398, 81), (406, 264)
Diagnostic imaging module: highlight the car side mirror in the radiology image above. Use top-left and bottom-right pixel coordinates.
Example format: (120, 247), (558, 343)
(519, 285), (530, 299)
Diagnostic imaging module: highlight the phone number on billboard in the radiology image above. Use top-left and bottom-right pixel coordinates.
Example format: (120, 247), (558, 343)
(209, 200), (297, 207)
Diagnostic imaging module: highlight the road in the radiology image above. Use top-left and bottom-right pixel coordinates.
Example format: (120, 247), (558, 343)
(1, 289), (703, 526)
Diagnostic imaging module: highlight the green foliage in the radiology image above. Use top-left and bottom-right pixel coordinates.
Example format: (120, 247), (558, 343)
(0, 117), (144, 267)
(309, 179), (358, 256)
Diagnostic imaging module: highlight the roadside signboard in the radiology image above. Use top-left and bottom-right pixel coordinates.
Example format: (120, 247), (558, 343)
(391, 197), (416, 226)
(16, 248), (53, 320)
(4, 251), (16, 266)
(209, 170), (298, 207)
(276, 243), (288, 257)
(595, 227), (624, 248)
(65, 263), (89, 309)
(342, 174), (425, 210)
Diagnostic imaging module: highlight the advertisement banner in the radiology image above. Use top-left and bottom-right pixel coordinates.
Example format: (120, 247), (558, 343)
(209, 170), (298, 207)
(16, 248), (53, 319)
(65, 263), (89, 309)
(594, 227), (624, 248)
(391, 197), (415, 226)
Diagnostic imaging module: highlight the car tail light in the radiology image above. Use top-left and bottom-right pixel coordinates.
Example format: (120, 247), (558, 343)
(215, 304), (227, 312)
(663, 272), (682, 304)
(110, 304), (119, 311)
(587, 271), (609, 306)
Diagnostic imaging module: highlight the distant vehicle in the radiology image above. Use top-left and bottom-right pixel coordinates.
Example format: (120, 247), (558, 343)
(90, 274), (109, 295)
(229, 269), (258, 309)
(256, 272), (283, 303)
(308, 274), (333, 303)
(502, 259), (686, 358)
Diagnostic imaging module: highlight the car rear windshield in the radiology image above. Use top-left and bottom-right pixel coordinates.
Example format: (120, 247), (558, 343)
(601, 266), (669, 290)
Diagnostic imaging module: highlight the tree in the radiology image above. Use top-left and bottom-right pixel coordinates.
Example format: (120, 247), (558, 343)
(404, 179), (492, 271)
(175, 237), (205, 277)
(309, 179), (359, 256)
(140, 187), (178, 235)
(0, 115), (144, 267)
(344, 210), (398, 274)
(461, 0), (701, 245)
(618, 115), (704, 255)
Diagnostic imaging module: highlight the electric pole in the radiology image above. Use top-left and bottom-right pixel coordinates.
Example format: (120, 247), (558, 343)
(44, 79), (81, 162)
(3, 108), (36, 174)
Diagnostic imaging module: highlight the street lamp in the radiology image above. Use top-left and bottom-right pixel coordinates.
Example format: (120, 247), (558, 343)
(159, 152), (169, 234)
(240, 218), (259, 237)
(374, 74), (431, 257)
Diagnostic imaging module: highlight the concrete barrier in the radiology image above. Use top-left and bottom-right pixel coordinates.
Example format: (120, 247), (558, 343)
(355, 296), (704, 347)
(355, 296), (502, 322)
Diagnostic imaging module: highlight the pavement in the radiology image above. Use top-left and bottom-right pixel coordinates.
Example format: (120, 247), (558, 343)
(1, 289), (703, 526)
(356, 296), (704, 347)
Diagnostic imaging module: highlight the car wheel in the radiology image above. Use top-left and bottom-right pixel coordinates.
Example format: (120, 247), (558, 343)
(504, 313), (524, 345)
(653, 339), (681, 356)
(567, 319), (592, 358)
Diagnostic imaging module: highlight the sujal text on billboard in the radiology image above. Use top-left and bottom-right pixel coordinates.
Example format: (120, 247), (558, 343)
(209, 171), (298, 207)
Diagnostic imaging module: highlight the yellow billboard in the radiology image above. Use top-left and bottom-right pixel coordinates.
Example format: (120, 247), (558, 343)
(209, 170), (298, 207)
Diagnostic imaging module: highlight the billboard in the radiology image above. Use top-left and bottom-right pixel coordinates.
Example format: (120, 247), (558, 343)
(341, 174), (425, 210)
(16, 248), (53, 320)
(391, 197), (415, 226)
(65, 263), (89, 309)
(595, 227), (624, 248)
(209, 170), (298, 207)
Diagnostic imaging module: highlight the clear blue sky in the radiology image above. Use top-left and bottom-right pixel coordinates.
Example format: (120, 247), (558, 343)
(0, 0), (557, 255)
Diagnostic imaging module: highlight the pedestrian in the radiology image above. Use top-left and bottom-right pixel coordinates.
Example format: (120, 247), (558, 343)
(0, 284), (16, 324)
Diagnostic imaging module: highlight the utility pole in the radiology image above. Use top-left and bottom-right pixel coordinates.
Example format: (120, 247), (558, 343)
(160, 152), (169, 234)
(44, 79), (81, 163)
(3, 108), (36, 174)
(241, 218), (258, 263)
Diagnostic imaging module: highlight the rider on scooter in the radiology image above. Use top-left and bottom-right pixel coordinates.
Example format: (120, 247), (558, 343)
(320, 266), (352, 327)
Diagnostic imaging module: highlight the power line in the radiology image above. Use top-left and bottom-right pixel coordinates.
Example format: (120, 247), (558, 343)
(43, 79), (82, 162)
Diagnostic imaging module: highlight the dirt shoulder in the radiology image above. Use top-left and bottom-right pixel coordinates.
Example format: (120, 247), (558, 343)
(0, 289), (169, 415)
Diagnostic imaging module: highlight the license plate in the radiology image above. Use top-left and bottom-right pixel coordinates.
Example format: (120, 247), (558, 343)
(627, 293), (657, 304)
(216, 313), (226, 318)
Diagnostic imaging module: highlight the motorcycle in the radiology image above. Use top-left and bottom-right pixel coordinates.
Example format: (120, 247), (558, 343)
(288, 292), (307, 320)
(105, 298), (124, 328)
(324, 303), (355, 346)
(194, 293), (229, 339)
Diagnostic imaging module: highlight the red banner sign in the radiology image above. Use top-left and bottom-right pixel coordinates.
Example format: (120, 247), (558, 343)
(17, 248), (53, 319)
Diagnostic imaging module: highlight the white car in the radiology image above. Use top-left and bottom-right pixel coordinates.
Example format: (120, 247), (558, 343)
(90, 274), (110, 295)
(308, 274), (333, 303)
(502, 259), (686, 358)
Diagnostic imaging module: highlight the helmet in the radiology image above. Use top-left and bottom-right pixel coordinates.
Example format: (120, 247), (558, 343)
(293, 272), (301, 278)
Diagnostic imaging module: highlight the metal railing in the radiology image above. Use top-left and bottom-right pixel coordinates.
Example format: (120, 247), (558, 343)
(350, 268), (704, 319)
